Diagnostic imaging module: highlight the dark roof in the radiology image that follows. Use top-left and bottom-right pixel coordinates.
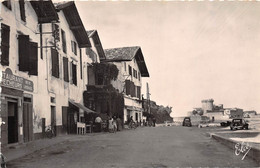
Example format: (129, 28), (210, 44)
(56, 2), (91, 48)
(103, 46), (149, 77)
(30, 1), (59, 23)
(87, 30), (106, 60)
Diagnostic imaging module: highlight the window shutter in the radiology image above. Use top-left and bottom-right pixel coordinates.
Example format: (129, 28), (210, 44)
(29, 42), (38, 76)
(137, 86), (141, 99)
(1, 24), (10, 66)
(128, 65), (132, 76)
(51, 48), (59, 78)
(18, 35), (30, 71)
(125, 80), (131, 96)
(19, 0), (26, 22)
(2, 0), (11, 10)
(61, 29), (66, 53)
(72, 63), (77, 85)
(63, 57), (69, 82)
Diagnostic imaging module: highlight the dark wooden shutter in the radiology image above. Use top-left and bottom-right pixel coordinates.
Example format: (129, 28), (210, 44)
(1, 24), (10, 66)
(72, 63), (77, 85)
(29, 42), (38, 76)
(51, 48), (59, 78)
(2, 0), (11, 10)
(125, 80), (131, 96)
(61, 29), (66, 53)
(128, 65), (132, 76)
(18, 35), (30, 71)
(63, 57), (69, 82)
(137, 86), (141, 99)
(130, 82), (136, 97)
(19, 0), (26, 22)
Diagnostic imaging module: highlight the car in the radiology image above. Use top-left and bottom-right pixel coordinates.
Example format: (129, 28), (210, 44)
(230, 119), (249, 130)
(220, 121), (231, 127)
(182, 117), (192, 127)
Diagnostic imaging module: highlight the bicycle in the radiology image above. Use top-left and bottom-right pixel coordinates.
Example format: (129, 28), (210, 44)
(45, 125), (55, 139)
(128, 121), (136, 129)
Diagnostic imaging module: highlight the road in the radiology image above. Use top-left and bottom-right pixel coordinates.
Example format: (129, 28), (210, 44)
(7, 126), (259, 168)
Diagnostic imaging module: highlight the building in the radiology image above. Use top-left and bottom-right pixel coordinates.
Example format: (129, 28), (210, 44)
(0, 1), (98, 146)
(103, 46), (150, 123)
(224, 108), (244, 119)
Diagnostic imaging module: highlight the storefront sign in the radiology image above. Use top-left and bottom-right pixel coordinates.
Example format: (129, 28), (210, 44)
(1, 68), (34, 92)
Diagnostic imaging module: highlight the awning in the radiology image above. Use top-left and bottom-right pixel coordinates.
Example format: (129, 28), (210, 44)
(125, 105), (144, 112)
(69, 99), (96, 114)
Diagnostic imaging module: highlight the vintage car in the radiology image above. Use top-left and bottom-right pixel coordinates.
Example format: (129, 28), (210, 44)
(182, 117), (192, 127)
(230, 119), (249, 130)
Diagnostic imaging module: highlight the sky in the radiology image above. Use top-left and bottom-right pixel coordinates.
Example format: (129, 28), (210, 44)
(76, 1), (260, 117)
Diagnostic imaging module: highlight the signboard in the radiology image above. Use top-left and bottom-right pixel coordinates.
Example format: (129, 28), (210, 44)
(1, 68), (34, 92)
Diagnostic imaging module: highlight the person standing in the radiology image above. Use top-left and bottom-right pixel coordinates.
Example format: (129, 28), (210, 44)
(116, 116), (122, 131)
(95, 115), (102, 132)
(108, 117), (114, 133)
(152, 117), (156, 127)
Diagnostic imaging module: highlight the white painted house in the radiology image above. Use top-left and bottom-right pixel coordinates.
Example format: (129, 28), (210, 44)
(0, 1), (99, 146)
(103, 47), (150, 123)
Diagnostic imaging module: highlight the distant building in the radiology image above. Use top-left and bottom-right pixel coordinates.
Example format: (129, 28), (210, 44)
(224, 108), (244, 119)
(244, 111), (257, 118)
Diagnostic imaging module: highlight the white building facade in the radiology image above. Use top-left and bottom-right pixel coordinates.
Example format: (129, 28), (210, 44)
(103, 46), (149, 123)
(0, 1), (98, 146)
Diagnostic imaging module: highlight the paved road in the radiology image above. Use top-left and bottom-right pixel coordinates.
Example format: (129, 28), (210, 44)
(7, 126), (259, 168)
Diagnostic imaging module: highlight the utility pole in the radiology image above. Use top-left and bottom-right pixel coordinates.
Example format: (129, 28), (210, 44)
(146, 82), (151, 114)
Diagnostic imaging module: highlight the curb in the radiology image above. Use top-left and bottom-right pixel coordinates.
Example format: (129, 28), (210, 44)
(210, 133), (260, 165)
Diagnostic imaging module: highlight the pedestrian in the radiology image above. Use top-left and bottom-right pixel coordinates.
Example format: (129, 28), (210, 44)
(116, 116), (122, 131)
(95, 114), (102, 132)
(108, 117), (114, 133)
(113, 116), (117, 133)
(152, 117), (156, 127)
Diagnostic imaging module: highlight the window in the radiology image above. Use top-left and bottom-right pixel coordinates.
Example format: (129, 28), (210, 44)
(125, 80), (136, 97)
(128, 65), (132, 76)
(63, 57), (69, 82)
(51, 48), (59, 78)
(133, 69), (137, 78)
(138, 72), (141, 81)
(2, 0), (11, 10)
(1, 24), (10, 66)
(19, 0), (26, 22)
(137, 86), (141, 99)
(71, 41), (77, 55)
(124, 62), (126, 71)
(18, 35), (38, 75)
(61, 29), (66, 53)
(71, 63), (77, 85)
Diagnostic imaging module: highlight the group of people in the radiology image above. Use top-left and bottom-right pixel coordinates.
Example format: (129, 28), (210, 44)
(94, 115), (123, 133)
(93, 114), (157, 133)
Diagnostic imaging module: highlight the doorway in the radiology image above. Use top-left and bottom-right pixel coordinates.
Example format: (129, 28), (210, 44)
(23, 98), (33, 142)
(8, 101), (18, 144)
(51, 106), (57, 136)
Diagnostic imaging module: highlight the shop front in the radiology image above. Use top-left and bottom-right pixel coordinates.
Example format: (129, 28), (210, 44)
(0, 68), (34, 146)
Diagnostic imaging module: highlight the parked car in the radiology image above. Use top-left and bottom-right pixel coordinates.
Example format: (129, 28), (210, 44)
(182, 117), (192, 127)
(220, 121), (231, 127)
(230, 119), (249, 130)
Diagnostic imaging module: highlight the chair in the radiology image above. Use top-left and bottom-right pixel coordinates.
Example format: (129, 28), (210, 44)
(77, 122), (86, 135)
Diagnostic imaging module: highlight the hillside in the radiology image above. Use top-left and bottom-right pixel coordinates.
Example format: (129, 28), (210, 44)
(144, 100), (173, 123)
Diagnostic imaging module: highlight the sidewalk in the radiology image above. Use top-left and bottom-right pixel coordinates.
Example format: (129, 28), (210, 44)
(2, 133), (106, 162)
(209, 127), (260, 165)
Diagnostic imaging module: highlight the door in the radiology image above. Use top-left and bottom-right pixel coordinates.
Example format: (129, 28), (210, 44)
(8, 102), (18, 144)
(23, 102), (33, 142)
(135, 112), (138, 122)
(51, 106), (56, 136)
(62, 106), (68, 134)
